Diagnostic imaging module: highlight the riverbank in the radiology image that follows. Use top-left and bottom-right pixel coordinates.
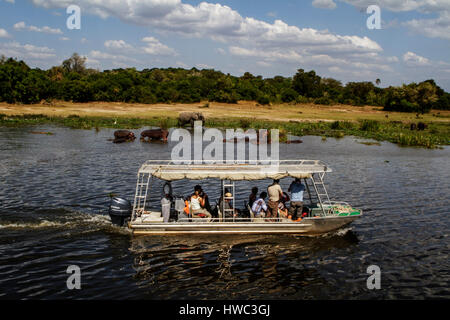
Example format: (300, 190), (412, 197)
(1, 101), (449, 148)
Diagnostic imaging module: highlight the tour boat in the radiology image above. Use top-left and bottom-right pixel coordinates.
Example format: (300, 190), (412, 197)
(108, 160), (362, 235)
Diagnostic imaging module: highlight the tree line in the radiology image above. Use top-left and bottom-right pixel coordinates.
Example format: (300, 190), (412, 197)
(0, 53), (449, 113)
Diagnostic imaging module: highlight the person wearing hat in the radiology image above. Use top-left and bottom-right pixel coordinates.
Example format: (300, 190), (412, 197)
(190, 185), (212, 220)
(219, 191), (239, 218)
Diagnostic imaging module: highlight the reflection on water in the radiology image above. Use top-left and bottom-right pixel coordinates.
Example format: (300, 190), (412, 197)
(0, 125), (449, 299)
(128, 232), (360, 299)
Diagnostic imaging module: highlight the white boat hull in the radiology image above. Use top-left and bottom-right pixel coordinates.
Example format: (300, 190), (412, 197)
(130, 215), (361, 235)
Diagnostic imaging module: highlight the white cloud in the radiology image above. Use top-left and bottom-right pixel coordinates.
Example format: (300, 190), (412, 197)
(104, 40), (133, 50)
(88, 50), (140, 64)
(103, 38), (176, 56)
(341, 0), (450, 12)
(13, 21), (63, 34)
(341, 1), (450, 40)
(59, 37), (69, 41)
(0, 28), (11, 38)
(403, 51), (431, 66)
(175, 61), (188, 68)
(403, 11), (450, 40)
(141, 37), (176, 55)
(312, 0), (337, 10)
(29, 1), (382, 54)
(256, 61), (272, 67)
(196, 63), (212, 69)
(0, 41), (56, 60)
(216, 48), (226, 55)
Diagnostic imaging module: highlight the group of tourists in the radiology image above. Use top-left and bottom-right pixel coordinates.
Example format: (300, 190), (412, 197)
(249, 178), (306, 221)
(176, 178), (306, 222)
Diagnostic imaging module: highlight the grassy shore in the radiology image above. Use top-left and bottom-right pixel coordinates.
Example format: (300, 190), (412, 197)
(0, 101), (449, 148)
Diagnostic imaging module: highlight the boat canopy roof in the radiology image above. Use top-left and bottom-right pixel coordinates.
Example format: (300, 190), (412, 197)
(138, 160), (331, 181)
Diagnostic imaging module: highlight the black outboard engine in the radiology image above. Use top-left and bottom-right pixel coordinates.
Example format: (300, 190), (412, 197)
(108, 197), (132, 226)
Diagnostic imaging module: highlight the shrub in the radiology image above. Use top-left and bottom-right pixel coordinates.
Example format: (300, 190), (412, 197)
(330, 121), (354, 130)
(280, 88), (298, 102)
(257, 94), (270, 105)
(360, 119), (380, 131)
(314, 96), (332, 105)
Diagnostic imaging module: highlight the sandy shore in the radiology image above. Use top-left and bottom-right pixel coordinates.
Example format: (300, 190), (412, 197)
(0, 101), (448, 123)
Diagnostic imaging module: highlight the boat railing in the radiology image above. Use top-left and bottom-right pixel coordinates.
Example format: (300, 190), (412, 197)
(322, 201), (351, 207)
(141, 159), (328, 166)
(177, 217), (291, 223)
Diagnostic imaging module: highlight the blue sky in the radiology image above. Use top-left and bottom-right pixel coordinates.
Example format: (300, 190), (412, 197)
(0, 0), (449, 90)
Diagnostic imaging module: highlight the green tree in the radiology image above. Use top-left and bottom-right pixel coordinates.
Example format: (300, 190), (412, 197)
(292, 69), (323, 98)
(62, 53), (87, 74)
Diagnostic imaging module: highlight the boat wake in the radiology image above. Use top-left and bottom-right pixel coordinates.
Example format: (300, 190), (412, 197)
(0, 209), (131, 235)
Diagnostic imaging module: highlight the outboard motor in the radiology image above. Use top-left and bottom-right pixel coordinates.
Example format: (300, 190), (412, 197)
(108, 197), (132, 226)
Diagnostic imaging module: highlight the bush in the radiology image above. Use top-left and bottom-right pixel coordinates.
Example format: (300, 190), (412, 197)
(360, 119), (380, 131)
(314, 96), (332, 105)
(257, 94), (270, 105)
(280, 88), (298, 102)
(330, 121), (354, 130)
(295, 95), (310, 104)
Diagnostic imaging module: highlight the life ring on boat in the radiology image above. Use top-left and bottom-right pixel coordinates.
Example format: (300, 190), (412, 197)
(162, 181), (173, 197)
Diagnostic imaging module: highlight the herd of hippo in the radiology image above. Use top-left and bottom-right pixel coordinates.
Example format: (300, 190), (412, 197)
(112, 112), (203, 143)
(113, 128), (169, 143)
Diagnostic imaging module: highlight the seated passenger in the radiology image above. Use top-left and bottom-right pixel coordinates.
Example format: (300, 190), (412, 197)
(248, 187), (258, 207)
(251, 192), (268, 218)
(197, 185), (212, 213)
(190, 185), (212, 221)
(220, 192), (240, 218)
(278, 192), (290, 218)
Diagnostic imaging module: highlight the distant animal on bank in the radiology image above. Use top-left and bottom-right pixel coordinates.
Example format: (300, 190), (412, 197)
(410, 122), (427, 131)
(140, 129), (169, 142)
(417, 122), (427, 131)
(113, 130), (136, 143)
(178, 112), (205, 127)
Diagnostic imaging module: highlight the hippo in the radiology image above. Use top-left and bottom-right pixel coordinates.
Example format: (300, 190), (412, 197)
(113, 130), (136, 143)
(140, 129), (169, 142)
(178, 112), (205, 127)
(417, 122), (427, 131)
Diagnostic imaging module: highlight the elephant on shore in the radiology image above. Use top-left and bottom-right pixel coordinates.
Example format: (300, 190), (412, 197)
(178, 112), (205, 127)
(113, 130), (136, 143)
(140, 129), (169, 142)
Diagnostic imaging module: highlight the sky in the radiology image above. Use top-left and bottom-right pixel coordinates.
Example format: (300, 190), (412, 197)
(0, 0), (449, 90)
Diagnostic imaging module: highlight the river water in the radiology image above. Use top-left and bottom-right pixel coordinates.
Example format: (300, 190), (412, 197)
(0, 125), (448, 299)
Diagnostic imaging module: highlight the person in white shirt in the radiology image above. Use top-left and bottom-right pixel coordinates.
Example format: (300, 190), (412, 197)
(251, 192), (268, 218)
(190, 185), (212, 220)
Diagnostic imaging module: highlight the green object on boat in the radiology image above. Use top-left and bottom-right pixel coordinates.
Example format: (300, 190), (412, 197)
(350, 211), (360, 216)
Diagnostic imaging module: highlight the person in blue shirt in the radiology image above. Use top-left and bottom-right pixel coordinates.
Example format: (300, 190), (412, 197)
(288, 178), (306, 220)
